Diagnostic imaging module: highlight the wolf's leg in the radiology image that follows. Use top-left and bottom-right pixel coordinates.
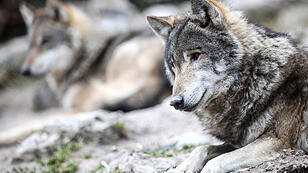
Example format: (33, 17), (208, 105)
(0, 111), (77, 146)
(0, 120), (43, 146)
(64, 79), (152, 112)
(33, 80), (59, 111)
(297, 127), (308, 153)
(201, 137), (282, 173)
(167, 143), (235, 173)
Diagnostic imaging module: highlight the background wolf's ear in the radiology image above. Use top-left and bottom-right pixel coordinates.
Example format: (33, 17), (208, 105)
(46, 0), (69, 22)
(20, 3), (35, 28)
(147, 16), (176, 43)
(190, 0), (225, 27)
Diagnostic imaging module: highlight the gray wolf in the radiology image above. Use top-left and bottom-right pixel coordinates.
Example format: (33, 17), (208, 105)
(147, 0), (308, 172)
(20, 0), (169, 112)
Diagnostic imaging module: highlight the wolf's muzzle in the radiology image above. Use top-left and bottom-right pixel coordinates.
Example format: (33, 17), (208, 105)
(170, 95), (184, 110)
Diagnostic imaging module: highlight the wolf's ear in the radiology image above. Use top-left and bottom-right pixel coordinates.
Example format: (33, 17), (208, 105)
(46, 0), (69, 22)
(190, 0), (225, 27)
(147, 16), (176, 43)
(20, 3), (35, 28)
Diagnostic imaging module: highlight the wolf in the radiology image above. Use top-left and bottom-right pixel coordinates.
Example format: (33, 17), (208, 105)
(20, 0), (169, 112)
(147, 0), (308, 172)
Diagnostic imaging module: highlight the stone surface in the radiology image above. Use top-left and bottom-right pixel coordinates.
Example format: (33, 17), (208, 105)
(12, 111), (124, 162)
(241, 149), (308, 173)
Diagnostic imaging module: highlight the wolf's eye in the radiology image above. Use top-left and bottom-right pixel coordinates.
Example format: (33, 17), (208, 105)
(190, 52), (201, 62)
(169, 58), (175, 69)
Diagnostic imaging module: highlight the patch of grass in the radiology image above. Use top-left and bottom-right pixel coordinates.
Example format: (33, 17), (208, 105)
(112, 166), (121, 173)
(84, 154), (92, 159)
(90, 164), (104, 173)
(181, 144), (196, 152)
(62, 162), (78, 173)
(111, 121), (127, 138)
(149, 144), (197, 158)
(11, 167), (37, 173)
(34, 141), (83, 173)
(148, 146), (177, 157)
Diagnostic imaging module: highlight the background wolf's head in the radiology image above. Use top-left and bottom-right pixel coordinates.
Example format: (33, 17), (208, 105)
(20, 0), (84, 77)
(148, 0), (244, 112)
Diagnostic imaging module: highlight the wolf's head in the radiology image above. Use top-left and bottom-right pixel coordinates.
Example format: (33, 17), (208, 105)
(20, 0), (85, 77)
(148, 0), (244, 112)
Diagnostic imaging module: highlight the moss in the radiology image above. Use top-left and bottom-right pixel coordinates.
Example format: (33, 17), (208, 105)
(111, 121), (127, 138)
(149, 144), (198, 158)
(181, 144), (196, 152)
(11, 167), (37, 173)
(148, 146), (177, 157)
(61, 162), (78, 173)
(11, 141), (84, 173)
(112, 166), (121, 173)
(84, 154), (92, 159)
(36, 141), (82, 173)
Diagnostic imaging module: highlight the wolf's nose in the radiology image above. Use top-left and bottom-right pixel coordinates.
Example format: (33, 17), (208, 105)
(170, 95), (184, 110)
(20, 68), (31, 76)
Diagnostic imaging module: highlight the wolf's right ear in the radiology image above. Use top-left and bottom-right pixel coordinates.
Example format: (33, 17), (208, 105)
(147, 16), (176, 43)
(20, 3), (35, 28)
(190, 0), (225, 27)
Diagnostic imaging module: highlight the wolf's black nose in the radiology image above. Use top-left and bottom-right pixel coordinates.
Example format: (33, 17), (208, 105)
(170, 95), (184, 110)
(20, 68), (31, 76)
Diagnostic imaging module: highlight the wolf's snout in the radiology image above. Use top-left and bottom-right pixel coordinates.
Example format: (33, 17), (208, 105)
(170, 95), (184, 110)
(20, 67), (31, 76)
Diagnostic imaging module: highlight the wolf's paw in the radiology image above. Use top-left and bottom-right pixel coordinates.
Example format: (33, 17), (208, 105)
(166, 146), (210, 173)
(201, 157), (224, 173)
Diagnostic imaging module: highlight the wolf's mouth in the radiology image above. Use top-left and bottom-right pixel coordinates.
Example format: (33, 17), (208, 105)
(182, 89), (207, 112)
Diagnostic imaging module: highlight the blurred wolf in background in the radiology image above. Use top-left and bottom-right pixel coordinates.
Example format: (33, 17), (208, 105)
(148, 0), (308, 172)
(20, 0), (169, 112)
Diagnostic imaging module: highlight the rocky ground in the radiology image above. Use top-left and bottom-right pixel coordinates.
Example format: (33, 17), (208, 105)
(0, 91), (217, 173)
(0, 84), (307, 173)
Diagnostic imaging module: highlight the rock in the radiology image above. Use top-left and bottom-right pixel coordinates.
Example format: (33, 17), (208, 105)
(14, 133), (61, 162)
(106, 151), (183, 173)
(239, 149), (308, 173)
(12, 111), (125, 162)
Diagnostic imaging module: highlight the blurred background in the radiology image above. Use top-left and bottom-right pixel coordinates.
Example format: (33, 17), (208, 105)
(0, 0), (307, 172)
(1, 0), (307, 128)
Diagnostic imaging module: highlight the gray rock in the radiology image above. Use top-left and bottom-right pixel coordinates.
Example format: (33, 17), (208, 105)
(237, 149), (308, 173)
(106, 151), (183, 173)
(12, 111), (124, 162)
